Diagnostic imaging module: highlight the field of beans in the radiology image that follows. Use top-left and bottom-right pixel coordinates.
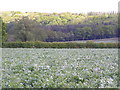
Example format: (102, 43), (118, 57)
(2, 48), (119, 88)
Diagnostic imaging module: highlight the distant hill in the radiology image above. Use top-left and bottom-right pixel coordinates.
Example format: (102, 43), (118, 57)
(0, 11), (118, 42)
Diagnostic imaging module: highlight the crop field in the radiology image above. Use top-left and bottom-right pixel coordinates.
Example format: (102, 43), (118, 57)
(2, 48), (119, 88)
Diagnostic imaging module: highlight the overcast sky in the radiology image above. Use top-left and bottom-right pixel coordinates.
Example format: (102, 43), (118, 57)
(0, 0), (119, 13)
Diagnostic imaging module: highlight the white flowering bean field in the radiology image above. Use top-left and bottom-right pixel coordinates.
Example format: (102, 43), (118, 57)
(2, 48), (119, 88)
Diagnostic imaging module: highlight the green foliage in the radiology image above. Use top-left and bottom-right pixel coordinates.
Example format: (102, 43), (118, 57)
(85, 41), (95, 48)
(2, 48), (118, 88)
(0, 11), (118, 42)
(0, 17), (7, 45)
(2, 42), (119, 48)
(2, 21), (7, 42)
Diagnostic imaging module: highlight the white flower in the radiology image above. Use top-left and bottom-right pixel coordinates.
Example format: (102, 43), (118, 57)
(34, 64), (38, 67)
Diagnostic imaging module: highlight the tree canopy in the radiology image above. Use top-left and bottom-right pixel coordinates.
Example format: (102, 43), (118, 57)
(0, 11), (118, 42)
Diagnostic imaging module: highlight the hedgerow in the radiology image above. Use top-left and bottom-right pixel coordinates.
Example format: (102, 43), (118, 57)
(2, 41), (119, 48)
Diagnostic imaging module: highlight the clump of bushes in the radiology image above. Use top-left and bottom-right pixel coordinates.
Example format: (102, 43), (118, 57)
(2, 41), (119, 48)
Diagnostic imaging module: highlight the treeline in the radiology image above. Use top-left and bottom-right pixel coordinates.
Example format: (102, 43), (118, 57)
(0, 11), (118, 42)
(2, 41), (119, 48)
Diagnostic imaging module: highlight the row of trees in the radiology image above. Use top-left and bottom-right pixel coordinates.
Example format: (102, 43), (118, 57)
(0, 11), (118, 42)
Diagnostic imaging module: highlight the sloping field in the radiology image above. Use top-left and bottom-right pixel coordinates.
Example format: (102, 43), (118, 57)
(69, 38), (119, 43)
